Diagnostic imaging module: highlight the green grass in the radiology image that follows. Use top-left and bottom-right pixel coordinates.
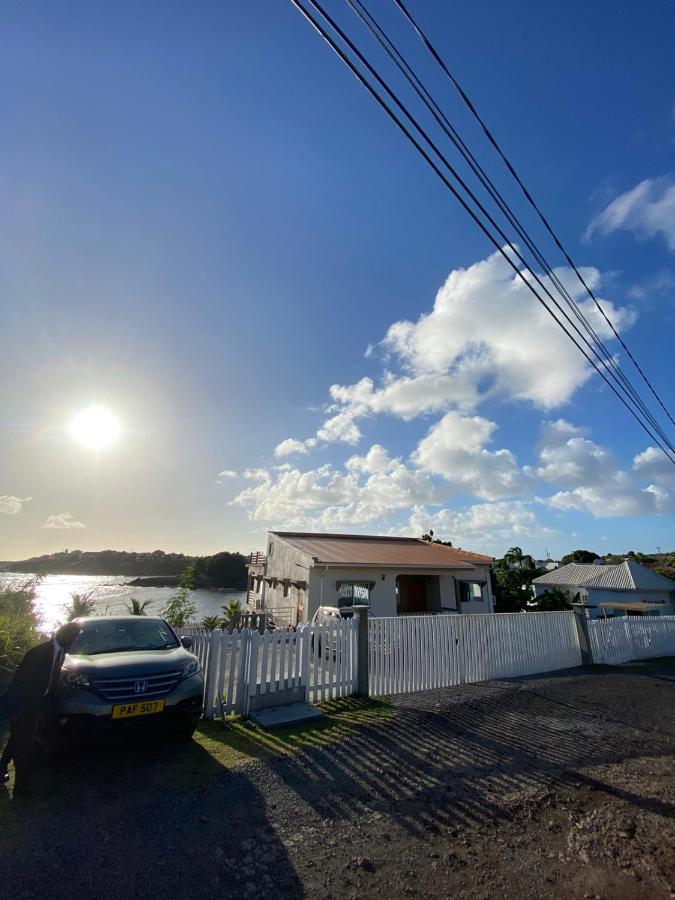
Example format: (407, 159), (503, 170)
(195, 696), (392, 771)
(0, 697), (392, 820)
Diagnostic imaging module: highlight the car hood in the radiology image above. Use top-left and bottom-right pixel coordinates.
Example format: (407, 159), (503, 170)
(64, 646), (196, 675)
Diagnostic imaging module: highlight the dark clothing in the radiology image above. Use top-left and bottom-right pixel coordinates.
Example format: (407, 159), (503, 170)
(5, 640), (61, 716)
(1, 640), (64, 788)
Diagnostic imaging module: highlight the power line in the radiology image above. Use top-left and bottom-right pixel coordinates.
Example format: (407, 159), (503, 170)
(393, 0), (675, 430)
(289, 0), (675, 464)
(343, 0), (674, 453)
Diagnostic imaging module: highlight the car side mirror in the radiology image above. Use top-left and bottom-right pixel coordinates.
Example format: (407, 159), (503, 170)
(180, 636), (193, 649)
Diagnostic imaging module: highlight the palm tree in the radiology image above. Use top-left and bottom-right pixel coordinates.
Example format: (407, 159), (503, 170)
(201, 615), (221, 633)
(504, 546), (525, 569)
(65, 591), (96, 622)
(125, 597), (151, 616)
(221, 599), (243, 628)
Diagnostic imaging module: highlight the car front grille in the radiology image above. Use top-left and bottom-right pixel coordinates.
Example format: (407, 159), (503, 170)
(90, 671), (183, 703)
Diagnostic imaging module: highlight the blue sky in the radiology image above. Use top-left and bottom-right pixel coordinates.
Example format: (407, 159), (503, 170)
(1, 0), (674, 559)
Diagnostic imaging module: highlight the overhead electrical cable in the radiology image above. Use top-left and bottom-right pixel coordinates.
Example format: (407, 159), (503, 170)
(393, 0), (675, 430)
(289, 0), (675, 464)
(344, 0), (672, 452)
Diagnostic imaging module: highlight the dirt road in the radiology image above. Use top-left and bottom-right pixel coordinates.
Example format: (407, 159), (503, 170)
(0, 661), (673, 899)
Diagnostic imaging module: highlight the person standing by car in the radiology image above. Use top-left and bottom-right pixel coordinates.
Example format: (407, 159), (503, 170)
(0, 622), (81, 794)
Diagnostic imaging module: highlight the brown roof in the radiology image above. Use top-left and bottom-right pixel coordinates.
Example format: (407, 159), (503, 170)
(271, 531), (492, 569)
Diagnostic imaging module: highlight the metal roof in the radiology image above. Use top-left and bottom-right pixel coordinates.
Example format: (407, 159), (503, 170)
(533, 560), (675, 592)
(271, 531), (492, 569)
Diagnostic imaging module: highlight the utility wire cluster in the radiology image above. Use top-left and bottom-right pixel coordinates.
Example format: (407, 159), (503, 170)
(289, 0), (675, 465)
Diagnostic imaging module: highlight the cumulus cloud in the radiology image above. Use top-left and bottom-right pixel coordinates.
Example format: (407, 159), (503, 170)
(529, 419), (620, 489)
(216, 469), (238, 481)
(633, 446), (675, 486)
(406, 501), (554, 547)
(0, 495), (31, 515)
(533, 420), (675, 518)
(585, 176), (675, 252)
(412, 411), (529, 500)
(274, 249), (635, 453)
(41, 512), (86, 530)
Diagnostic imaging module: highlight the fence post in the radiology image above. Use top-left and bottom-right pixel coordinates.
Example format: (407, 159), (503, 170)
(353, 605), (370, 698)
(235, 630), (252, 716)
(573, 608), (594, 666)
(202, 628), (222, 720)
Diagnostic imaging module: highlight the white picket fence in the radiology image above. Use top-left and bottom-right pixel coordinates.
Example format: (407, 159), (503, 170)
(368, 611), (582, 697)
(588, 615), (675, 665)
(190, 620), (358, 720)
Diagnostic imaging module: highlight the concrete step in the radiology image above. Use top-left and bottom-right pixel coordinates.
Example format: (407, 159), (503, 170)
(249, 702), (324, 730)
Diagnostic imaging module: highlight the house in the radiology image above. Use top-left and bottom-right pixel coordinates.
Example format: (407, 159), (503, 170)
(532, 559), (675, 619)
(535, 559), (560, 572)
(247, 531), (495, 626)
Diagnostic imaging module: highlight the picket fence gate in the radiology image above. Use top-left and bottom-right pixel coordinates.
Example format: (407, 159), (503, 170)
(368, 610), (582, 697)
(189, 619), (358, 720)
(588, 615), (675, 665)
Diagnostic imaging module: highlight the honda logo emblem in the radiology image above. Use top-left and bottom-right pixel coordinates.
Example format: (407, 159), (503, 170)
(134, 680), (148, 694)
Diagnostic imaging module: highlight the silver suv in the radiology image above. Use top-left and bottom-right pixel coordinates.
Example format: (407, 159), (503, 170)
(53, 616), (204, 741)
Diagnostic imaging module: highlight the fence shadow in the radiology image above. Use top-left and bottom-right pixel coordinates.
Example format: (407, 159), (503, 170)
(245, 668), (675, 839)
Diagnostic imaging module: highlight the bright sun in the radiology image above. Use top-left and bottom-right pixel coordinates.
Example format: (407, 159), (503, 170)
(70, 404), (121, 450)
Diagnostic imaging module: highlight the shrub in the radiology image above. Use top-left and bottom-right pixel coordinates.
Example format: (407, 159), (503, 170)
(0, 578), (43, 691)
(161, 565), (197, 628)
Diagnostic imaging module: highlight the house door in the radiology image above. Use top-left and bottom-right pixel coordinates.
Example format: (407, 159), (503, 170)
(396, 574), (428, 613)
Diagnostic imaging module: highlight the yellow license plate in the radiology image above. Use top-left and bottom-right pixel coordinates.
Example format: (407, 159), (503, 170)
(112, 699), (165, 719)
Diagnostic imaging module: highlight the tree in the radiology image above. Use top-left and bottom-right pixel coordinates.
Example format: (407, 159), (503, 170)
(65, 591), (96, 621)
(504, 547), (525, 569)
(493, 569), (531, 612)
(535, 588), (573, 611)
(221, 599), (243, 628)
(201, 615), (221, 633)
(161, 564), (197, 628)
(560, 549), (599, 565)
(125, 597), (151, 616)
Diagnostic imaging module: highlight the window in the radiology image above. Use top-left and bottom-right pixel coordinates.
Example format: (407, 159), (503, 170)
(336, 582), (373, 607)
(283, 582), (290, 598)
(269, 541), (274, 556)
(459, 581), (484, 604)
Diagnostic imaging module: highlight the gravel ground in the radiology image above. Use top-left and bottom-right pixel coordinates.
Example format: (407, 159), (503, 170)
(0, 661), (673, 899)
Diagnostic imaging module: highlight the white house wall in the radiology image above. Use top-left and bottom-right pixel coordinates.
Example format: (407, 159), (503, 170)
(306, 564), (494, 620)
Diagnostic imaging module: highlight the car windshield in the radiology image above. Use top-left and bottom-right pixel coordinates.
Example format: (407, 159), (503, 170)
(68, 620), (179, 655)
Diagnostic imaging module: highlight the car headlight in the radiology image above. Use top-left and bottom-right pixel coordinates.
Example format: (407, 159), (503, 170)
(62, 670), (91, 688)
(181, 659), (201, 678)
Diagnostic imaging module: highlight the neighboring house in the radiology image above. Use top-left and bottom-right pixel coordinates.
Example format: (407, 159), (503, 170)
(532, 560), (675, 619)
(535, 559), (560, 572)
(247, 531), (494, 626)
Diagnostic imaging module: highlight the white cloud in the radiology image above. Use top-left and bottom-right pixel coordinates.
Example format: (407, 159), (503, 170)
(274, 439), (307, 457)
(529, 419), (620, 489)
(412, 411), (528, 500)
(548, 484), (675, 518)
(345, 444), (398, 474)
(275, 249), (635, 453)
(585, 176), (675, 252)
(532, 423), (675, 518)
(0, 495), (31, 515)
(404, 502), (556, 552)
(41, 512), (86, 530)
(216, 469), (238, 481)
(633, 446), (675, 486)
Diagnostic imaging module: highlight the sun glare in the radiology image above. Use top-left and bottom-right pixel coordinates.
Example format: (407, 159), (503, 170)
(70, 404), (121, 450)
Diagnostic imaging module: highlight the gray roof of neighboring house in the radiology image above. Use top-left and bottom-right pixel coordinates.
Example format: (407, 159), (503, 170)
(532, 560), (675, 592)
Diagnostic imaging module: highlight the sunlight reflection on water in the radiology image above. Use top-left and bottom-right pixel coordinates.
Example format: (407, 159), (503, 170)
(0, 573), (246, 632)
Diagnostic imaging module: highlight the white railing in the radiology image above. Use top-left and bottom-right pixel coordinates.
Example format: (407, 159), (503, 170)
(195, 619), (358, 719)
(588, 615), (675, 665)
(368, 611), (582, 697)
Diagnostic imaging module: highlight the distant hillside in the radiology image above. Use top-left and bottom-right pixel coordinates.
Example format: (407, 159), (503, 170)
(1, 549), (248, 590)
